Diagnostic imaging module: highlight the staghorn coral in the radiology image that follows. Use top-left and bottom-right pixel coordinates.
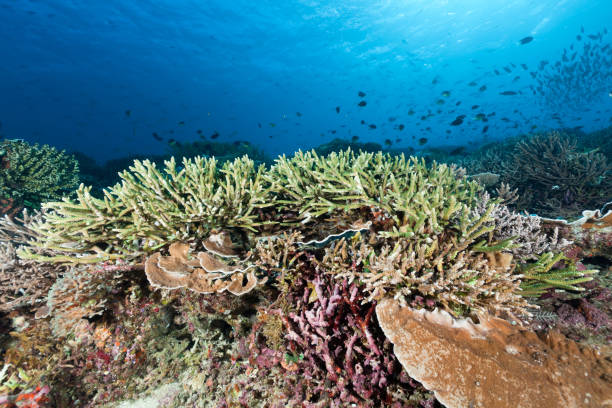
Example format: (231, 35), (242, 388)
(45, 262), (136, 337)
(376, 297), (612, 408)
(0, 210), (62, 313)
(457, 131), (612, 218)
(21, 149), (594, 319)
(0, 139), (79, 211)
(5, 148), (608, 407)
(514, 132), (611, 213)
(0, 241), (59, 313)
(21, 155), (269, 264)
(481, 193), (572, 261)
(320, 232), (528, 318)
(266, 150), (481, 235)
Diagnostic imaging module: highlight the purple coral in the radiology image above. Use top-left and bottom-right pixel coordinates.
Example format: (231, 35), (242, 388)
(261, 269), (432, 406)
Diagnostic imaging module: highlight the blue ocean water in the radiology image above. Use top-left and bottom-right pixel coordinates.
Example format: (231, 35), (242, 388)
(0, 0), (611, 162)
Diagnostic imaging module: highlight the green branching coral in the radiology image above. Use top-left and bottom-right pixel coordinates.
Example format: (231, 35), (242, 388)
(0, 139), (79, 209)
(267, 149), (482, 238)
(519, 252), (597, 297)
(21, 155), (269, 263)
(19, 148), (593, 319)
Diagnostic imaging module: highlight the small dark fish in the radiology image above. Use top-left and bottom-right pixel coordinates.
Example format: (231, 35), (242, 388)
(494, 69), (500, 75)
(450, 118), (463, 126)
(258, 122), (262, 128)
(178, 121), (185, 126)
(475, 113), (486, 121)
(407, 109), (415, 115)
(152, 132), (162, 141)
(576, 34), (582, 41)
(351, 135), (359, 142)
(358, 91), (366, 97)
(471, 105), (479, 110)
(456, 101), (462, 106)
(168, 138), (180, 147)
(587, 34), (598, 40)
(296, 112), (302, 117)
(358, 100), (367, 107)
(196, 129), (203, 135)
(211, 131), (219, 139)
(125, 109), (131, 117)
(330, 130), (336, 134)
(441, 90), (451, 97)
(482, 125), (489, 133)
(335, 106), (340, 113)
(503, 66), (512, 73)
(468, 81), (477, 86)
(418, 137), (428, 145)
(499, 91), (517, 95)
(449, 146), (465, 155)
(269, 123), (276, 127)
(436, 99), (445, 105)
(398, 124), (405, 131)
(384, 139), (392, 147)
(521, 63), (528, 70)
(360, 120), (366, 124)
(512, 76), (520, 82)
(368, 124), (377, 129)
(519, 36), (534, 45)
(388, 116), (396, 122)
(479, 85), (487, 92)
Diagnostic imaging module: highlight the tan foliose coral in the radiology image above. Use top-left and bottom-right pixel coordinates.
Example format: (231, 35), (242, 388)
(145, 238), (265, 296)
(376, 298), (612, 408)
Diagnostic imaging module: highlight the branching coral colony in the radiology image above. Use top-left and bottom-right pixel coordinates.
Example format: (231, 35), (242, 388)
(21, 149), (590, 318)
(8, 149), (603, 407)
(0, 139), (79, 216)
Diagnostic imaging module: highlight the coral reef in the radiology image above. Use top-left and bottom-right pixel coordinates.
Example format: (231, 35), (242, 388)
(376, 297), (612, 408)
(21, 155), (269, 263)
(457, 131), (612, 218)
(0, 139), (79, 212)
(167, 137), (270, 165)
(4, 148), (608, 407)
(314, 138), (383, 156)
(0, 210), (61, 313)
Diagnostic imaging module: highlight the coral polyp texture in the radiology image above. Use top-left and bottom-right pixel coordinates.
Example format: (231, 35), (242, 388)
(5, 149), (606, 407)
(376, 297), (612, 408)
(0, 139), (79, 214)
